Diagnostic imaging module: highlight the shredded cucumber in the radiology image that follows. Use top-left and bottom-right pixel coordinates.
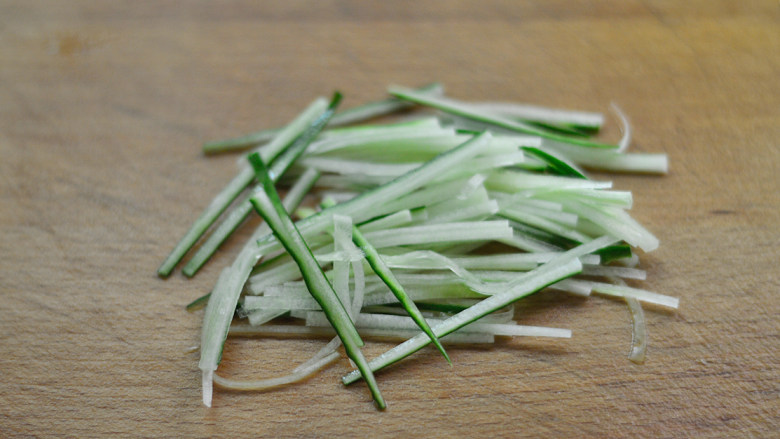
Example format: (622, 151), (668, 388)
(158, 83), (676, 410)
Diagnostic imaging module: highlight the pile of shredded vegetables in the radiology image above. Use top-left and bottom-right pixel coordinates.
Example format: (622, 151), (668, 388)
(157, 83), (677, 409)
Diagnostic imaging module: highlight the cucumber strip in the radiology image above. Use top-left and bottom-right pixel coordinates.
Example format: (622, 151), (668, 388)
(183, 94), (341, 277)
(581, 264), (646, 280)
(505, 202), (579, 228)
(388, 85), (618, 149)
(246, 309), (288, 326)
(300, 156), (421, 177)
(247, 153), (386, 409)
(422, 200), (499, 225)
(350, 253), (366, 317)
(378, 175), (486, 215)
(521, 146), (588, 179)
(587, 281), (679, 308)
(485, 169), (612, 193)
(241, 133), (494, 275)
(158, 97), (330, 277)
(560, 199), (659, 252)
(213, 351), (340, 391)
(545, 189), (633, 209)
(625, 296), (647, 364)
(203, 83), (443, 154)
(351, 225), (451, 364)
(293, 337), (343, 374)
(595, 244), (634, 264)
(420, 184), (489, 216)
(327, 82), (445, 127)
(313, 134), (469, 164)
(498, 230), (563, 253)
(305, 312), (570, 339)
(524, 120), (593, 137)
(357, 209), (414, 232)
(318, 116), (443, 139)
(360, 220), (512, 248)
(542, 140), (668, 174)
(186, 292), (211, 312)
(548, 278), (593, 296)
(332, 215), (353, 315)
(466, 101), (605, 130)
(437, 151), (527, 182)
(611, 103), (632, 153)
(229, 324), (494, 345)
(451, 252), (600, 270)
(361, 285), (482, 307)
(378, 251), (483, 285)
(498, 207), (591, 244)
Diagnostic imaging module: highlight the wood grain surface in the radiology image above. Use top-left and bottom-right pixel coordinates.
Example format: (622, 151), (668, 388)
(1, 1), (778, 437)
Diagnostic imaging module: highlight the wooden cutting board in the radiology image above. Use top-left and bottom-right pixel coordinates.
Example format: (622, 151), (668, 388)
(1, 1), (777, 437)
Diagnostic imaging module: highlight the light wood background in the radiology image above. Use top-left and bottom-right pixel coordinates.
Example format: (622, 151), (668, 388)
(1, 1), (777, 437)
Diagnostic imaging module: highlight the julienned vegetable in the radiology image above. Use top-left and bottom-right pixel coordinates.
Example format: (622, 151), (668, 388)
(159, 84), (677, 409)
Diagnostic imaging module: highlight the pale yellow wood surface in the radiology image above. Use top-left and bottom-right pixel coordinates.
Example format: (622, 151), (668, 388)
(1, 1), (778, 437)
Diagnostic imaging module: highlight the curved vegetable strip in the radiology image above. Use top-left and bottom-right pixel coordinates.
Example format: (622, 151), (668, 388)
(198, 168), (321, 406)
(213, 351), (340, 391)
(247, 153), (386, 409)
(611, 103), (632, 153)
(625, 296), (647, 364)
(352, 225), (450, 365)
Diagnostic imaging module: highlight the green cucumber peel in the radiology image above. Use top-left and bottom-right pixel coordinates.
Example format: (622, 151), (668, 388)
(247, 152), (386, 409)
(388, 85), (618, 149)
(186, 292), (211, 312)
(351, 225), (451, 365)
(521, 146), (588, 179)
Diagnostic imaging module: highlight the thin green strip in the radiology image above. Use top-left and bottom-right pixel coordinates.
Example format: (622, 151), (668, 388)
(352, 226), (451, 365)
(388, 85), (618, 149)
(521, 146), (588, 179)
(247, 153), (386, 409)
